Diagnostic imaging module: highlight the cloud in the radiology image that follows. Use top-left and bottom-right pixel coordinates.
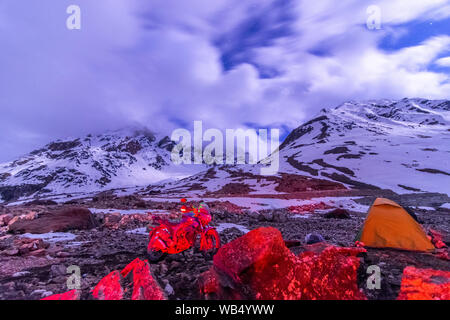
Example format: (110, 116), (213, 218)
(0, 0), (449, 161)
(435, 56), (450, 67)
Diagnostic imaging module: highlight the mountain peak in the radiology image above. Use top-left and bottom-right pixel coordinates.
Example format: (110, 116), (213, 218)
(0, 127), (196, 202)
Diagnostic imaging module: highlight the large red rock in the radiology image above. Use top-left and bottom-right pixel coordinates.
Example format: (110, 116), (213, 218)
(8, 207), (96, 234)
(121, 258), (166, 300)
(294, 246), (366, 300)
(201, 227), (366, 300)
(91, 270), (124, 300)
(397, 266), (450, 300)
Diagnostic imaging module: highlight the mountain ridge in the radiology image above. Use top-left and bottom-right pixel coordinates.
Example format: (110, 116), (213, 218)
(1, 98), (449, 202)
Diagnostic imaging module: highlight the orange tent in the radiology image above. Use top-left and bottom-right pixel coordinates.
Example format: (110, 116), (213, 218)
(356, 198), (435, 251)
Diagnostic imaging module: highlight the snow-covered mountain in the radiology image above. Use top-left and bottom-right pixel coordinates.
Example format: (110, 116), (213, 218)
(0, 128), (205, 202)
(276, 98), (450, 194)
(146, 98), (450, 197)
(1, 98), (449, 202)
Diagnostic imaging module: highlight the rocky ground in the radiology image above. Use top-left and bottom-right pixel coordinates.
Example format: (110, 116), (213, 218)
(0, 192), (449, 300)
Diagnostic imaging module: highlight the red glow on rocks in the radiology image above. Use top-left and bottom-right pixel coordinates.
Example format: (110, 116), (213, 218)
(92, 270), (123, 300)
(429, 229), (447, 249)
(41, 289), (80, 300)
(121, 258), (166, 300)
(436, 249), (450, 261)
(397, 266), (450, 300)
(91, 258), (165, 300)
(201, 227), (366, 300)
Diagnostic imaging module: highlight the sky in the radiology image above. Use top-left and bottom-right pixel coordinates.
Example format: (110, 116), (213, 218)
(0, 0), (449, 162)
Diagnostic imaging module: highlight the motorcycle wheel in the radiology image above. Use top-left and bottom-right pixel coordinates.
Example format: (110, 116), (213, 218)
(147, 248), (167, 263)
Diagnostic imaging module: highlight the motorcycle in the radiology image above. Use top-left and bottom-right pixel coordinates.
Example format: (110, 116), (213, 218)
(147, 199), (221, 262)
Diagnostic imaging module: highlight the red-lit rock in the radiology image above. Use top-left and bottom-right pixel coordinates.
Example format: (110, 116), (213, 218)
(397, 266), (450, 300)
(201, 227), (366, 300)
(435, 249), (450, 261)
(294, 245), (366, 300)
(121, 258), (166, 300)
(92, 270), (123, 300)
(41, 289), (80, 300)
(8, 207), (96, 234)
(198, 269), (221, 298)
(92, 258), (165, 300)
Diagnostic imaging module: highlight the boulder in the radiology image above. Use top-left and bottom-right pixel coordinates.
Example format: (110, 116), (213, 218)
(428, 229), (448, 249)
(397, 266), (450, 300)
(92, 270), (124, 300)
(200, 227), (366, 300)
(121, 258), (166, 300)
(294, 245), (367, 300)
(435, 249), (449, 261)
(305, 232), (325, 244)
(212, 227), (298, 300)
(8, 207), (96, 234)
(324, 208), (351, 219)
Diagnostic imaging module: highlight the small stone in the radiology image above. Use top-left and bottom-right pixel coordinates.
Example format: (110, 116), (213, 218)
(12, 271), (31, 277)
(51, 264), (67, 276)
(170, 261), (181, 270)
(56, 251), (71, 258)
(30, 289), (47, 296)
(41, 291), (54, 298)
(28, 248), (46, 256)
(164, 283), (175, 296)
(4, 248), (19, 256)
(159, 263), (168, 275)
